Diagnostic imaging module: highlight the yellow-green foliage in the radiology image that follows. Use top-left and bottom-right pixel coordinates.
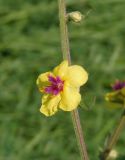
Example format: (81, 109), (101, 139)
(0, 0), (125, 160)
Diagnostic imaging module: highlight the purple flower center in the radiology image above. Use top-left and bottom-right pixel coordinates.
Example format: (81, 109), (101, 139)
(112, 81), (125, 91)
(44, 75), (64, 95)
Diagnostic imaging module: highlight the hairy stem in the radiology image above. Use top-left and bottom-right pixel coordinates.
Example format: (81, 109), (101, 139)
(58, 0), (89, 160)
(100, 108), (125, 160)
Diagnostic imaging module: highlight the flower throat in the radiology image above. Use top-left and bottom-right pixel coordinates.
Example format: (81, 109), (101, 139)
(44, 75), (64, 95)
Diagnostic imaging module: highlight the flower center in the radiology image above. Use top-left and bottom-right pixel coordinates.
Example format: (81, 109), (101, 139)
(112, 81), (125, 91)
(44, 75), (64, 95)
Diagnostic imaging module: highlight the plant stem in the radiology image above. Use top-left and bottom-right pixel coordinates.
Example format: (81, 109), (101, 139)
(58, 0), (89, 160)
(71, 110), (89, 160)
(58, 0), (70, 62)
(100, 109), (125, 160)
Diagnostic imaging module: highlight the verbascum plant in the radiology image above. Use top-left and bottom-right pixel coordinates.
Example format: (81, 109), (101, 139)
(100, 80), (125, 160)
(36, 0), (89, 160)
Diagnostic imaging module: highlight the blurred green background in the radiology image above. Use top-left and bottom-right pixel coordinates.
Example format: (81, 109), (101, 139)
(0, 0), (125, 160)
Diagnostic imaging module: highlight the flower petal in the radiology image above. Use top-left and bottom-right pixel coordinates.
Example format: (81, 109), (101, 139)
(121, 87), (125, 96)
(67, 65), (88, 87)
(40, 94), (61, 116)
(36, 72), (52, 92)
(59, 82), (81, 111)
(105, 90), (125, 104)
(53, 60), (68, 79)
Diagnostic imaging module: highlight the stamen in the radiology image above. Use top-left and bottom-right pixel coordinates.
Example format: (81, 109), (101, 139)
(44, 75), (64, 95)
(112, 81), (125, 91)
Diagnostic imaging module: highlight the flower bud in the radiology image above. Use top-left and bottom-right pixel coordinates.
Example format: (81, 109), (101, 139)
(108, 150), (118, 160)
(105, 82), (125, 105)
(68, 11), (83, 23)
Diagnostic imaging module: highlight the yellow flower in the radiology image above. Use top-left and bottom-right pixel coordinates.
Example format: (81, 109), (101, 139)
(36, 60), (88, 116)
(105, 80), (125, 108)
